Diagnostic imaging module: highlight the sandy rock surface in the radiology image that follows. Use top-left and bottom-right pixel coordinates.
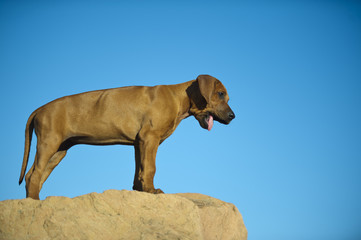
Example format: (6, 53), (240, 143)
(0, 190), (247, 240)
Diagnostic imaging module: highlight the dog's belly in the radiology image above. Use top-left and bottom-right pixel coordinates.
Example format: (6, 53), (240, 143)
(59, 133), (136, 150)
(70, 136), (135, 146)
(65, 119), (138, 144)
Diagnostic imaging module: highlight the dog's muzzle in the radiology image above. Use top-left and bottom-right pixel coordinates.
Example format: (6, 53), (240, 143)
(228, 110), (235, 121)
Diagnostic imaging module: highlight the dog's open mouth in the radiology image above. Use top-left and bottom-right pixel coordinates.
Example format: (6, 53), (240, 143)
(205, 114), (214, 131)
(196, 112), (216, 131)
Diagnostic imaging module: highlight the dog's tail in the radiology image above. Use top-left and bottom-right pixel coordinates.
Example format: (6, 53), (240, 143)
(19, 110), (37, 185)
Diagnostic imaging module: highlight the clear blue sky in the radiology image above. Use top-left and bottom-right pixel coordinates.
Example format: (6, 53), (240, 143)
(1, 1), (360, 239)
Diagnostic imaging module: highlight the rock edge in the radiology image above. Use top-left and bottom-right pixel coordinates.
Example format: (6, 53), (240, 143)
(0, 190), (247, 240)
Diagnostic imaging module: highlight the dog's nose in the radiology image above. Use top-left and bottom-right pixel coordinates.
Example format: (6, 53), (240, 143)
(228, 111), (235, 120)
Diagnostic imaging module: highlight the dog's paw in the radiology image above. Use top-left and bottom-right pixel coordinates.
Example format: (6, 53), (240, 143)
(154, 188), (164, 194)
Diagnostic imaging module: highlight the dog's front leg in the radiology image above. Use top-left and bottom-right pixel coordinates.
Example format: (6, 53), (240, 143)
(133, 134), (164, 194)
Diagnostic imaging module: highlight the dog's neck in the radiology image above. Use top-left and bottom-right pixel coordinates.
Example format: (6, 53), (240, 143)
(167, 79), (208, 123)
(185, 80), (207, 116)
(166, 80), (196, 121)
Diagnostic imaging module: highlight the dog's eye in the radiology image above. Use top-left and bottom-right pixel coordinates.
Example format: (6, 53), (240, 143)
(218, 92), (225, 99)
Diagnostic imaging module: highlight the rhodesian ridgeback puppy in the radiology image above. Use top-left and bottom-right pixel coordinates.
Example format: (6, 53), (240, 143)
(19, 75), (235, 199)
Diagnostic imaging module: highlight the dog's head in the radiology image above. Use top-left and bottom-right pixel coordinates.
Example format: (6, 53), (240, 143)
(187, 75), (235, 131)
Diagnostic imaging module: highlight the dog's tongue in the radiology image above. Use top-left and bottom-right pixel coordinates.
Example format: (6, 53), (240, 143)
(207, 115), (214, 131)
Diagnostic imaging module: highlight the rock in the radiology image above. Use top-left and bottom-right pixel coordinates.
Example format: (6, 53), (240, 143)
(0, 190), (247, 240)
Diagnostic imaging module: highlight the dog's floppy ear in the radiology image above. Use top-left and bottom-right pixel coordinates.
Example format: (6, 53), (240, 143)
(197, 75), (216, 103)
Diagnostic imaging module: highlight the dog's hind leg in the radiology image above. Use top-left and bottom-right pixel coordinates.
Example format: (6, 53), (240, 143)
(25, 140), (60, 200)
(39, 150), (67, 193)
(24, 164), (35, 194)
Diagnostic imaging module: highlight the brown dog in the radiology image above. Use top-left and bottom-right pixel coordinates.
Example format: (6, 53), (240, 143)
(19, 75), (235, 199)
